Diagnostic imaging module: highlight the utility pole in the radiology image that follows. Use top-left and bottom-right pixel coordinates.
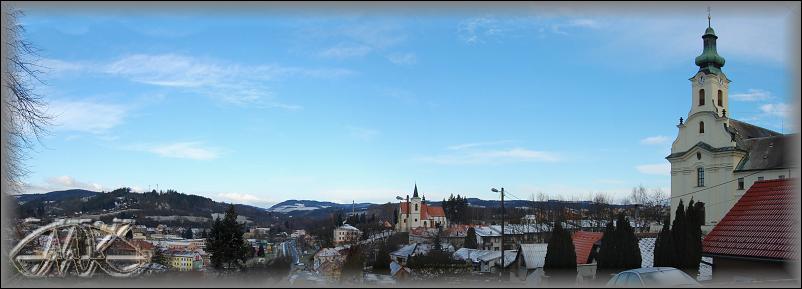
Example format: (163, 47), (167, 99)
(492, 187), (505, 282)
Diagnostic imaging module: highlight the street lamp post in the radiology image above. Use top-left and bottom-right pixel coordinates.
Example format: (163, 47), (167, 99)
(491, 187), (505, 282)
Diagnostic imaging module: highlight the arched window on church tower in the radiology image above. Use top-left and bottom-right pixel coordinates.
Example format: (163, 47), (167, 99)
(699, 89), (705, 106)
(414, 204), (418, 211)
(699, 121), (705, 133)
(717, 90), (723, 106)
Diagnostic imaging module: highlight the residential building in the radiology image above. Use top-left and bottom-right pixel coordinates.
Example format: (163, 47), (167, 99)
(169, 251), (203, 271)
(333, 223), (361, 245)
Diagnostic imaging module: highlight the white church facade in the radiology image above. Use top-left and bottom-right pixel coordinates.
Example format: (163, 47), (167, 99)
(667, 21), (797, 232)
(396, 185), (448, 232)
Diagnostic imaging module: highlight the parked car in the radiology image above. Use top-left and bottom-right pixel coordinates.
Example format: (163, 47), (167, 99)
(606, 267), (702, 288)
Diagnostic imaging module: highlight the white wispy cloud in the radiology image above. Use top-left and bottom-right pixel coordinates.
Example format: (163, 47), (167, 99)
(759, 103), (791, 118)
(132, 142), (221, 160)
(347, 126), (380, 141)
(387, 52), (418, 65)
(458, 15), (602, 44)
(730, 89), (773, 102)
(41, 54), (353, 110)
(308, 20), (408, 60)
(418, 147), (559, 165)
(640, 135), (670, 145)
(319, 44), (373, 59)
(636, 163), (671, 176)
(458, 16), (504, 44)
(48, 100), (127, 134)
(447, 140), (515, 150)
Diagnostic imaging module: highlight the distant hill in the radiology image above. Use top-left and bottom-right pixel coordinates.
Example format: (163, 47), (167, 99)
(13, 188), (272, 226)
(14, 189), (100, 203)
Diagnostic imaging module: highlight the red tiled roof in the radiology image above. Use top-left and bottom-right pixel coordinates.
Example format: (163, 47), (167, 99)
(703, 178), (798, 261)
(399, 202), (445, 219)
(427, 206), (445, 217)
(572, 231), (604, 264)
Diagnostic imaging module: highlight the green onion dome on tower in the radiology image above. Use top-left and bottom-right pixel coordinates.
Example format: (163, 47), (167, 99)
(694, 25), (726, 75)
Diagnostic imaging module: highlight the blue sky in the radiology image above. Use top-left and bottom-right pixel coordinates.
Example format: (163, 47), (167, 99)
(16, 3), (797, 208)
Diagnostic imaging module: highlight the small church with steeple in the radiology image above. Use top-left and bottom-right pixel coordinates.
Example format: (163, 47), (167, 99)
(396, 184), (448, 232)
(667, 14), (796, 231)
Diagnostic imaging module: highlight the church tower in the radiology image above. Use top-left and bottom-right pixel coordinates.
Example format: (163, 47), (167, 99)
(409, 183), (422, 228)
(689, 16), (730, 118)
(667, 15), (744, 231)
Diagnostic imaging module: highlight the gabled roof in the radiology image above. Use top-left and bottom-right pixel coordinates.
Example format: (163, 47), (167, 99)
(572, 231), (604, 264)
(516, 243), (549, 269)
(703, 179), (798, 261)
(399, 202), (446, 219)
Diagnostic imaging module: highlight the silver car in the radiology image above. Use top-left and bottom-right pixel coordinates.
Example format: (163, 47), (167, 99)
(606, 267), (702, 288)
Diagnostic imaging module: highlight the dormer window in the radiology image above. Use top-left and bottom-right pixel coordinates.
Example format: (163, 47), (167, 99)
(699, 89), (705, 106)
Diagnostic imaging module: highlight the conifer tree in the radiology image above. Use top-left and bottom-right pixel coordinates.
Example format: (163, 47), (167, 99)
(653, 216), (677, 267)
(685, 199), (704, 270)
(616, 213), (642, 269)
(544, 221), (576, 270)
(671, 199), (687, 269)
(597, 221), (617, 269)
(464, 227), (478, 249)
(206, 204), (250, 271)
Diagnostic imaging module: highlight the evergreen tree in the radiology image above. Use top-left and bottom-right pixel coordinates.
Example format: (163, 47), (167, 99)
(653, 216), (677, 267)
(151, 248), (168, 266)
(464, 227), (478, 249)
(597, 221), (616, 269)
(616, 213), (642, 269)
(671, 199), (687, 269)
(206, 204), (250, 271)
(544, 221), (577, 270)
(685, 199), (704, 270)
(597, 213), (642, 270)
(182, 227), (194, 239)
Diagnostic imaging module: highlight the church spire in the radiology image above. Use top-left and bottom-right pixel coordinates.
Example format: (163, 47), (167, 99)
(413, 183), (419, 198)
(695, 7), (725, 75)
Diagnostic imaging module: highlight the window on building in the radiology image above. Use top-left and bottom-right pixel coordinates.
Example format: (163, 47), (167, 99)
(738, 178), (744, 190)
(697, 167), (705, 187)
(699, 121), (705, 133)
(414, 204), (418, 211)
(699, 89), (705, 106)
(757, 176), (764, 181)
(779, 175), (786, 179)
(717, 90), (723, 106)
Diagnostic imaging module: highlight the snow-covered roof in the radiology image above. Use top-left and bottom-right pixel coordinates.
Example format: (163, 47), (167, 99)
(391, 244), (420, 258)
(473, 226), (501, 237)
(517, 243), (548, 269)
(453, 248), (517, 268)
(337, 224), (360, 231)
